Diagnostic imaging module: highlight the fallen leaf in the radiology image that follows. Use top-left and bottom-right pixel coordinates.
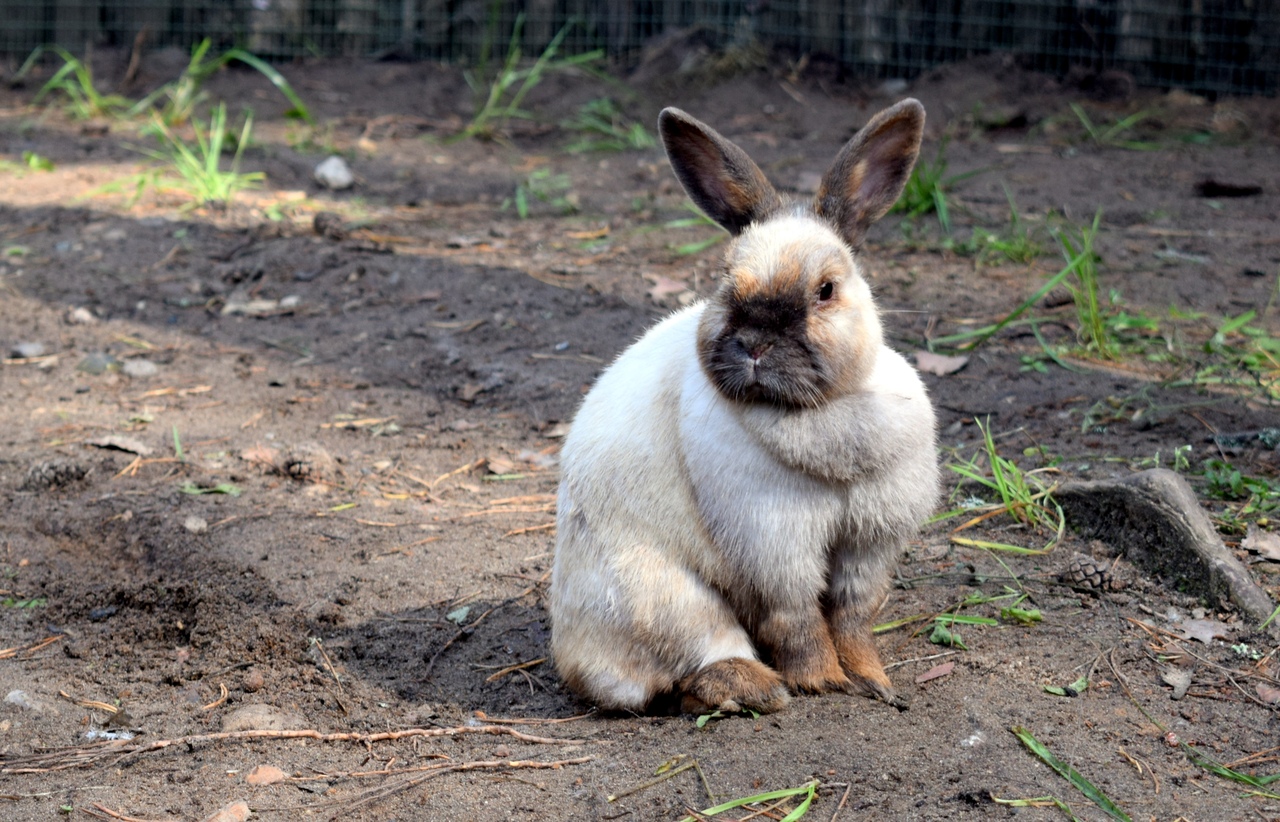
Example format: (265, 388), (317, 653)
(1160, 667), (1192, 700)
(86, 435), (153, 457)
(1175, 618), (1232, 644)
(487, 456), (517, 475)
(241, 444), (281, 467)
(914, 661), (955, 684)
(647, 275), (690, 302)
(914, 350), (970, 376)
(1256, 683), (1280, 705)
(1243, 525), (1280, 561)
(246, 764), (287, 786)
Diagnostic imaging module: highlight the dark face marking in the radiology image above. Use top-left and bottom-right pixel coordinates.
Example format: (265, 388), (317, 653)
(701, 287), (831, 408)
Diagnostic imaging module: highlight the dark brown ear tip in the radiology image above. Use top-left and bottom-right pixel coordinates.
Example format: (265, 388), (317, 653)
(657, 107), (694, 133)
(886, 98), (925, 128)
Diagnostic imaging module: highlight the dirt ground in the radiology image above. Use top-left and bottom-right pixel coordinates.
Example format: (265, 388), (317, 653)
(2, 46), (1280, 821)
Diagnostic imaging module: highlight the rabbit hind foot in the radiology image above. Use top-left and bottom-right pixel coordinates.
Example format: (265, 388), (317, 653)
(677, 657), (790, 715)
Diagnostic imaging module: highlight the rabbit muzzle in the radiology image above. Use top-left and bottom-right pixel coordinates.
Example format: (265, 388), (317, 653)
(702, 320), (827, 407)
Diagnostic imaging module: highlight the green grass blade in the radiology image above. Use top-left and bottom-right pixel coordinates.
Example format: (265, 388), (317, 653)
(928, 249), (1090, 350)
(678, 780), (818, 821)
(951, 536), (1051, 555)
(1011, 727), (1131, 822)
(992, 795), (1083, 822)
(935, 613), (999, 625)
(221, 48), (313, 124)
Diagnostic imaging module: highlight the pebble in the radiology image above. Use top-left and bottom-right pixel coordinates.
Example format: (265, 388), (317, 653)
(242, 669), (265, 693)
(245, 765), (287, 786)
(222, 704), (307, 732)
(67, 307), (98, 325)
(314, 156), (354, 190)
(9, 342), (46, 358)
(76, 352), (120, 375)
(184, 515), (209, 534)
(5, 690), (38, 711)
(201, 800), (251, 822)
(122, 359), (159, 378)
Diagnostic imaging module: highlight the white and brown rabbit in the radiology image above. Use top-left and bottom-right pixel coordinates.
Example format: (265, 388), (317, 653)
(549, 99), (939, 714)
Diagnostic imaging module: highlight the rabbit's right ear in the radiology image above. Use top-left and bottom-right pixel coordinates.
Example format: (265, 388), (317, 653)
(659, 108), (783, 235)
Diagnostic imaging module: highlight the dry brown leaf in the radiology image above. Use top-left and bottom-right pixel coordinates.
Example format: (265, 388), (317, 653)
(1242, 525), (1280, 562)
(914, 661), (955, 684)
(487, 456), (517, 475)
(240, 444), (280, 467)
(1160, 667), (1192, 700)
(1256, 682), (1280, 704)
(914, 351), (970, 376)
(1175, 618), (1232, 644)
(647, 276), (690, 302)
(85, 435), (153, 457)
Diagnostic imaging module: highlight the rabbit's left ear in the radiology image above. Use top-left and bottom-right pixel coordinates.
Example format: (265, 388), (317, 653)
(815, 98), (925, 248)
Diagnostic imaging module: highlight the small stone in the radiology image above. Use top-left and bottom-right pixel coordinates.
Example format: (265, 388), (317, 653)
(67, 307), (98, 325)
(201, 800), (251, 822)
(184, 516), (209, 534)
(9, 342), (46, 358)
(222, 704), (307, 732)
(76, 352), (119, 375)
(121, 359), (159, 378)
(493, 744), (511, 758)
(242, 669), (265, 693)
(245, 764), (287, 786)
(5, 690), (38, 711)
(314, 156), (354, 190)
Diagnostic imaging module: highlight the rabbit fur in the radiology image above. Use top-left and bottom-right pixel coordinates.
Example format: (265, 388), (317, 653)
(550, 99), (939, 713)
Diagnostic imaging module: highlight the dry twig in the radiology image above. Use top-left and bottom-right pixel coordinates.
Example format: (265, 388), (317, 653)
(0, 724), (584, 774)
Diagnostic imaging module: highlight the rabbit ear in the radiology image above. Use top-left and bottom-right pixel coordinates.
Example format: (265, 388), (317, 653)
(814, 98), (925, 248)
(659, 108), (784, 236)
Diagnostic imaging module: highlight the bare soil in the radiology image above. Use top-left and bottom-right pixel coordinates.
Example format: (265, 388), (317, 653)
(1, 50), (1280, 821)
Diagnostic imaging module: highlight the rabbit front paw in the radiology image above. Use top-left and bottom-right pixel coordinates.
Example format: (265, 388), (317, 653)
(832, 628), (896, 705)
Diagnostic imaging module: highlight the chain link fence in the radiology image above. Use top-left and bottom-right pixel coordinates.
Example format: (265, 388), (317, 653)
(2, 1), (1277, 95)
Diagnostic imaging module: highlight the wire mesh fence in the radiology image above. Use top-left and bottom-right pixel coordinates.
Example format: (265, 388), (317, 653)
(2, 1), (1277, 95)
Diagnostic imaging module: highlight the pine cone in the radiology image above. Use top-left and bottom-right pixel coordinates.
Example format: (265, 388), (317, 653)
(1061, 552), (1122, 593)
(21, 459), (87, 491)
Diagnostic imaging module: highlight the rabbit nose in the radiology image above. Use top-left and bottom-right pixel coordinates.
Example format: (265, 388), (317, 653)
(732, 332), (773, 362)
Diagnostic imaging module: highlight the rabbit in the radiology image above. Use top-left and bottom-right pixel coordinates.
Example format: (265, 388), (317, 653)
(549, 99), (939, 714)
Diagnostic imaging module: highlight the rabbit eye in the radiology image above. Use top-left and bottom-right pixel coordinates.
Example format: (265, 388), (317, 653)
(817, 282), (835, 302)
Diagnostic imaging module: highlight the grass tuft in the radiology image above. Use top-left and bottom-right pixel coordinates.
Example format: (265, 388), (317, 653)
(1011, 726), (1131, 822)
